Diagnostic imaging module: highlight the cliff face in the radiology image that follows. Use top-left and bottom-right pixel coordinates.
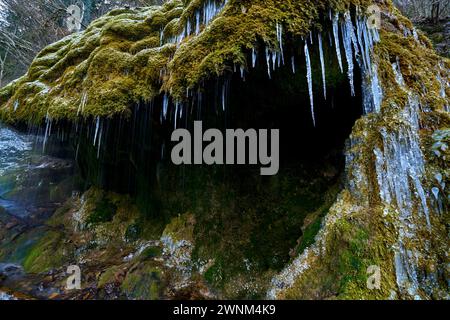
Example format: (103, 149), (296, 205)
(0, 0), (448, 299)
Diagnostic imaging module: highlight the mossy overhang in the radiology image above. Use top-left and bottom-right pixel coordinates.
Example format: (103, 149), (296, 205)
(0, 0), (382, 124)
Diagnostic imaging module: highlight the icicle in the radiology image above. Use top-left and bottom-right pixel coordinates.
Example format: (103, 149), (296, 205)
(202, 0), (227, 27)
(318, 33), (327, 99)
(276, 22), (285, 65)
(271, 52), (276, 71)
(304, 42), (316, 127)
(93, 116), (100, 146)
(162, 93), (169, 120)
(187, 19), (192, 36)
(97, 124), (103, 159)
(392, 60), (406, 87)
(221, 84), (226, 111)
(345, 12), (359, 59)
(356, 17), (368, 71)
(13, 100), (19, 112)
(291, 56), (295, 74)
(265, 47), (271, 79)
(252, 48), (257, 68)
(43, 112), (52, 152)
(160, 27), (164, 46)
(174, 102), (179, 129)
(332, 13), (344, 73)
(240, 66), (245, 80)
(371, 64), (382, 113)
(78, 91), (88, 115)
(341, 13), (355, 96)
(195, 11), (201, 35)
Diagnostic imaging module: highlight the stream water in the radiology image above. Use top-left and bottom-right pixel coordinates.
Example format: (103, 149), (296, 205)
(0, 123), (77, 299)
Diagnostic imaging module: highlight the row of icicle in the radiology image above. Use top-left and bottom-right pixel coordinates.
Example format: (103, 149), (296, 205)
(42, 6), (383, 156)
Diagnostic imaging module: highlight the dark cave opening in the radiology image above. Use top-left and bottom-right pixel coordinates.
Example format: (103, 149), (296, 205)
(68, 38), (365, 291)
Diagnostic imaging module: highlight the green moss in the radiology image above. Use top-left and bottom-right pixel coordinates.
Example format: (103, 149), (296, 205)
(23, 231), (69, 273)
(141, 246), (163, 260)
(162, 212), (195, 243)
(121, 263), (163, 300)
(0, 0), (374, 123)
(86, 197), (118, 225)
(98, 266), (122, 288)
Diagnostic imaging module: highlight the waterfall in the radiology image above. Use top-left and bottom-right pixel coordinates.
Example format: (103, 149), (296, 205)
(304, 42), (316, 127)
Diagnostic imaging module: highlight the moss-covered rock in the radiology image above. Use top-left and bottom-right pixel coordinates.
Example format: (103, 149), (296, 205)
(0, 0), (376, 123)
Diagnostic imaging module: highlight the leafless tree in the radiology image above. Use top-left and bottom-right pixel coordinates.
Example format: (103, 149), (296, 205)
(394, 0), (450, 23)
(0, 0), (163, 87)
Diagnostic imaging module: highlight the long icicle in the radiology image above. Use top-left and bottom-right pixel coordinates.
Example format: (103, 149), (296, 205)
(341, 13), (355, 96)
(332, 13), (344, 73)
(318, 33), (327, 99)
(304, 42), (316, 127)
(265, 47), (271, 79)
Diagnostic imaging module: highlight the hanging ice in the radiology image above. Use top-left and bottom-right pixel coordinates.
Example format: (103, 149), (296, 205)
(78, 91), (88, 115)
(304, 42), (315, 126)
(221, 83), (226, 111)
(195, 11), (201, 35)
(271, 52), (276, 71)
(97, 124), (103, 159)
(174, 102), (179, 129)
(265, 47), (271, 79)
(43, 112), (52, 152)
(252, 48), (257, 68)
(276, 22), (285, 65)
(160, 28), (164, 46)
(341, 13), (355, 96)
(291, 56), (296, 74)
(371, 64), (383, 112)
(392, 60), (406, 87)
(318, 33), (327, 99)
(93, 116), (100, 146)
(332, 13), (344, 73)
(162, 93), (169, 120)
(345, 12), (359, 59)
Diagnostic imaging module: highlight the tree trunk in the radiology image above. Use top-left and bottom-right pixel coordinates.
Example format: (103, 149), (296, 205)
(431, 2), (440, 24)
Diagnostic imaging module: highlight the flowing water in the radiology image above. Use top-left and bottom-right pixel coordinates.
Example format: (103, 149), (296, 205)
(0, 123), (77, 300)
